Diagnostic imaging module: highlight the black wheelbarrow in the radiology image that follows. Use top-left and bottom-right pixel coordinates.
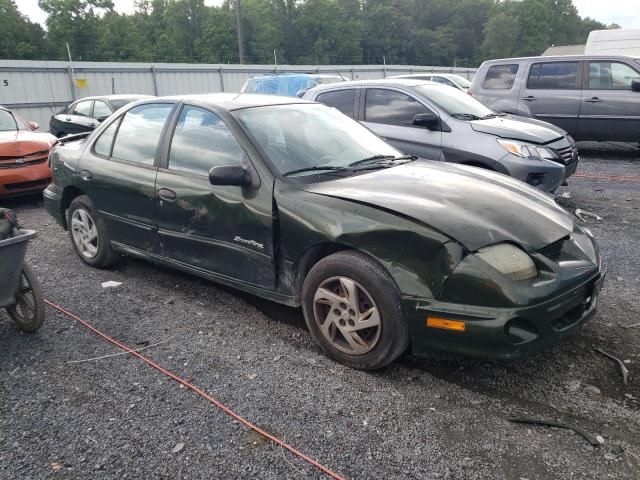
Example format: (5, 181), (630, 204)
(0, 208), (44, 332)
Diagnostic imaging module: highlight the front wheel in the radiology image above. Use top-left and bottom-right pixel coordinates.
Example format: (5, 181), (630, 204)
(7, 263), (45, 332)
(301, 251), (410, 370)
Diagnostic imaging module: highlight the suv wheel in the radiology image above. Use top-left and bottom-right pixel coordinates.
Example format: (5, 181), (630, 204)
(301, 251), (409, 370)
(67, 195), (118, 268)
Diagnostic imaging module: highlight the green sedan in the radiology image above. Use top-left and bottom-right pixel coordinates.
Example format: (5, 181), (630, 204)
(43, 94), (605, 369)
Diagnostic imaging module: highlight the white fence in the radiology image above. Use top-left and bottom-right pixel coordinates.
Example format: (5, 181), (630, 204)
(0, 60), (477, 129)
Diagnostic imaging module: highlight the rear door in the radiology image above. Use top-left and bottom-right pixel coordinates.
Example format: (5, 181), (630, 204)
(77, 102), (175, 252)
(577, 59), (640, 141)
(359, 87), (442, 160)
(155, 104), (275, 288)
(517, 60), (582, 136)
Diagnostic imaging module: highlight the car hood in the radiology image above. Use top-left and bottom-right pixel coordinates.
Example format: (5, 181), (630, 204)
(469, 116), (564, 144)
(303, 161), (575, 252)
(0, 130), (56, 157)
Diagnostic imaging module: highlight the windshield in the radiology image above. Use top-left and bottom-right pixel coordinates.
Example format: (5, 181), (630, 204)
(449, 76), (471, 88)
(412, 84), (493, 119)
(234, 103), (402, 177)
(0, 109), (19, 132)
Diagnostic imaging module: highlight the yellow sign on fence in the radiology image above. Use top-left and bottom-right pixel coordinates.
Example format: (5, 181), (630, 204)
(75, 78), (88, 88)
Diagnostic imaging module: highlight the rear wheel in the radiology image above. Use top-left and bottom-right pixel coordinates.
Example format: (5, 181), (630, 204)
(301, 251), (409, 370)
(6, 263), (44, 332)
(67, 195), (119, 268)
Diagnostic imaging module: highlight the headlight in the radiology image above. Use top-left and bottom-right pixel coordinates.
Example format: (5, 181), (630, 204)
(475, 243), (537, 280)
(497, 139), (554, 160)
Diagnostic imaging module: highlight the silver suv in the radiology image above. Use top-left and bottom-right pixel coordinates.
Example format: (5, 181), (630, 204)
(304, 79), (578, 193)
(470, 55), (640, 142)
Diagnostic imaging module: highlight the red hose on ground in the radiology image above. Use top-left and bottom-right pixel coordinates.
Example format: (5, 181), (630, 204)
(44, 299), (347, 480)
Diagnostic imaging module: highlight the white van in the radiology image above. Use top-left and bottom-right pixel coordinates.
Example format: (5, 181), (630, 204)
(585, 29), (640, 56)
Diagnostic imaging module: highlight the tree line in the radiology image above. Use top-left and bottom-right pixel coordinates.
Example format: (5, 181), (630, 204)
(1, 0), (616, 67)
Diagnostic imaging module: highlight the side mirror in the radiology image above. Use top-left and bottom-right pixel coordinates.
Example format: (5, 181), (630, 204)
(209, 165), (252, 187)
(632, 79), (640, 92)
(97, 115), (110, 123)
(27, 121), (39, 130)
(413, 113), (440, 130)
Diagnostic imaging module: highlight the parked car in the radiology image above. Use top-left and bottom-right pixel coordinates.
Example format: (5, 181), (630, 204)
(304, 79), (578, 193)
(469, 55), (640, 142)
(49, 94), (153, 138)
(0, 106), (56, 198)
(43, 94), (604, 369)
(240, 73), (345, 97)
(389, 73), (472, 92)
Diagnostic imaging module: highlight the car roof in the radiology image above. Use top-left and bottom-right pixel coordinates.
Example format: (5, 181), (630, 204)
(312, 77), (438, 90)
(390, 73), (462, 79)
(481, 54), (640, 64)
(141, 93), (316, 111)
(73, 94), (154, 102)
(307, 78), (438, 94)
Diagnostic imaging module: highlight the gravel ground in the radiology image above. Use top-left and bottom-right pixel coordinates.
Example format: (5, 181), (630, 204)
(1, 143), (639, 480)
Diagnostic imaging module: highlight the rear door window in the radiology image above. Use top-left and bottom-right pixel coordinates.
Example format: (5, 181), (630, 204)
(169, 106), (244, 176)
(73, 101), (93, 117)
(316, 89), (357, 118)
(111, 104), (173, 165)
(364, 88), (430, 126)
(482, 64), (519, 90)
(587, 61), (640, 89)
(527, 62), (579, 89)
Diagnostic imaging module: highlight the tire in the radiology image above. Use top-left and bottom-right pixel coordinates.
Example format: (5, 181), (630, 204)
(6, 263), (45, 332)
(67, 195), (119, 268)
(301, 251), (410, 370)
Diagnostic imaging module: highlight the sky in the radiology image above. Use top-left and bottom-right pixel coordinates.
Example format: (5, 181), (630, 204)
(15, 0), (640, 29)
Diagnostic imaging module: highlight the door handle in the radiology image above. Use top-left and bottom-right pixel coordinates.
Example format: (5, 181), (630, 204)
(79, 170), (93, 181)
(65, 117), (72, 121)
(158, 188), (177, 202)
(521, 96), (537, 101)
(88, 123), (96, 128)
(585, 97), (603, 103)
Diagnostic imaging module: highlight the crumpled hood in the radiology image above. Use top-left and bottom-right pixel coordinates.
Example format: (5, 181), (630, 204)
(0, 130), (56, 157)
(303, 161), (575, 251)
(470, 116), (564, 144)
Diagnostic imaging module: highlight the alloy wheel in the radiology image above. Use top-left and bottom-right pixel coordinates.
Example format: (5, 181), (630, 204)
(313, 276), (382, 355)
(71, 208), (99, 259)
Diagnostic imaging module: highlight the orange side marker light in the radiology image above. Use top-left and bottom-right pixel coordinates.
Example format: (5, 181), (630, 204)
(426, 317), (466, 332)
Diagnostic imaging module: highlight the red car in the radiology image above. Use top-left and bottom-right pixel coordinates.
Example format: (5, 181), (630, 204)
(0, 107), (56, 198)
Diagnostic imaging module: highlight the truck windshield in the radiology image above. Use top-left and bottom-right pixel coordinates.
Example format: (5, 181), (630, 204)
(412, 84), (494, 119)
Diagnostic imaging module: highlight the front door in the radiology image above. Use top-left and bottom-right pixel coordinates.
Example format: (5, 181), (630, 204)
(577, 60), (640, 141)
(155, 104), (275, 288)
(77, 102), (175, 252)
(360, 87), (443, 161)
(516, 60), (582, 136)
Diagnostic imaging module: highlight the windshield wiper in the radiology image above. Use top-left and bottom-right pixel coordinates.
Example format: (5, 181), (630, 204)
(480, 112), (506, 120)
(349, 154), (416, 168)
(451, 113), (482, 121)
(283, 165), (349, 177)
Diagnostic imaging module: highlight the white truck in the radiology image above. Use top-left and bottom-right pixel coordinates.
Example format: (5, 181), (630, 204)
(585, 29), (640, 56)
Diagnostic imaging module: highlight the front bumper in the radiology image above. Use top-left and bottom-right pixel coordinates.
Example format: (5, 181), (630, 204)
(43, 183), (65, 227)
(404, 269), (605, 360)
(0, 162), (52, 198)
(498, 154), (565, 193)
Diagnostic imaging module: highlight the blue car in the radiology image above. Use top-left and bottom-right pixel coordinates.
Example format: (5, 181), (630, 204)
(240, 73), (345, 97)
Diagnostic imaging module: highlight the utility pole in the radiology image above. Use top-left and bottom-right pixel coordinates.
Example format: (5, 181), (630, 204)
(235, 0), (245, 64)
